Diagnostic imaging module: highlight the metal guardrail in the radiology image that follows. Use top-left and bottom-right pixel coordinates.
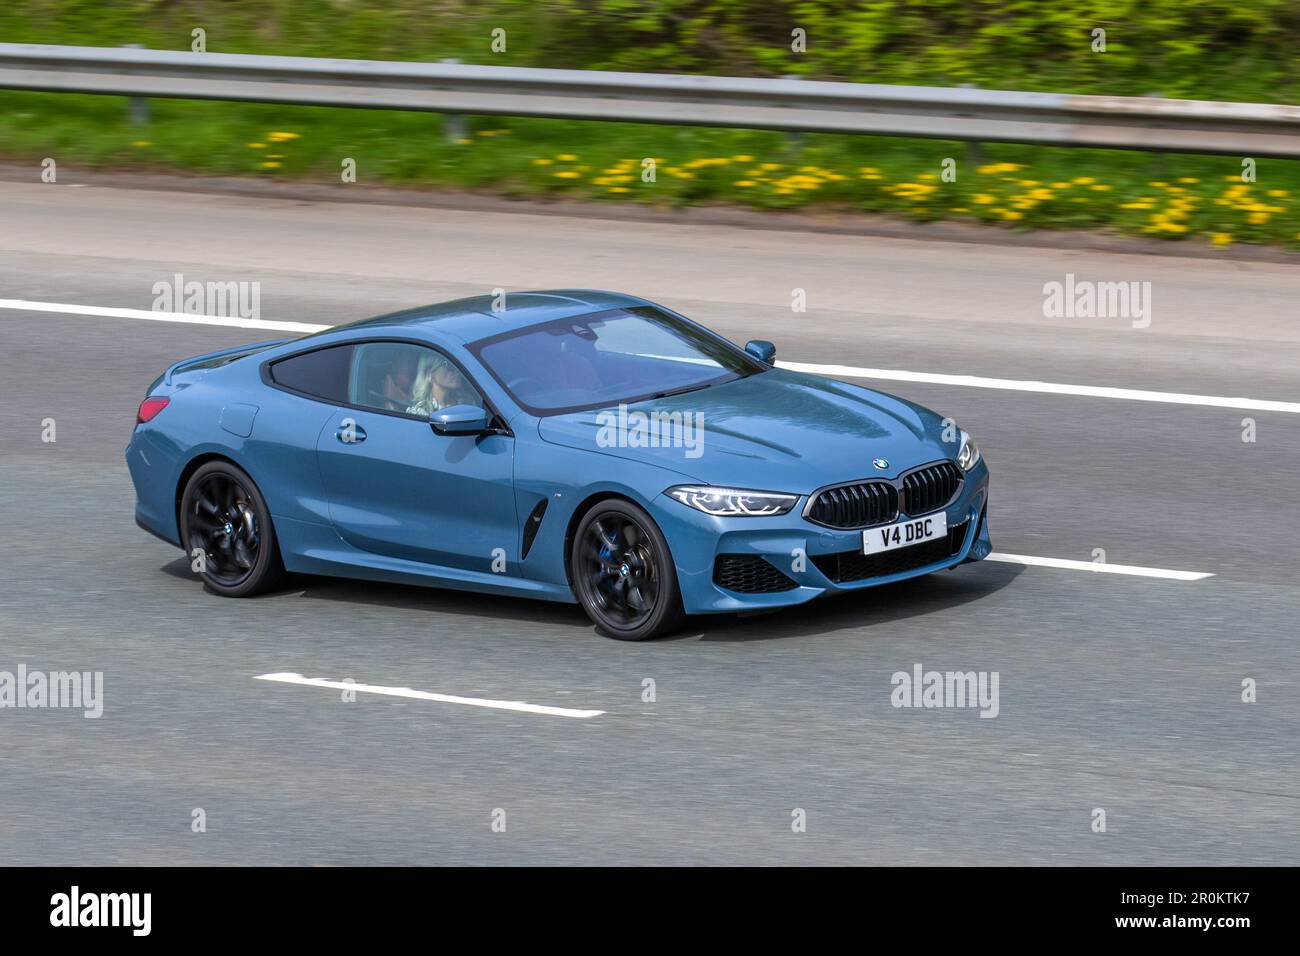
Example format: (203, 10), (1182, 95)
(2, 43), (1299, 157)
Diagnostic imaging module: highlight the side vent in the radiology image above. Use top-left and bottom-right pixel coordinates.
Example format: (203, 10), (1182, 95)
(521, 498), (548, 559)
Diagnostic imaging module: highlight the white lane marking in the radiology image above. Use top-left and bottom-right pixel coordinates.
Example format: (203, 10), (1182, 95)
(986, 552), (1213, 581)
(776, 361), (1300, 415)
(4, 297), (1295, 414)
(0, 298), (328, 334)
(254, 672), (605, 718)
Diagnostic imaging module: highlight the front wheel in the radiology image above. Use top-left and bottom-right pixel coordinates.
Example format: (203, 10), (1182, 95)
(179, 460), (285, 597)
(570, 499), (684, 640)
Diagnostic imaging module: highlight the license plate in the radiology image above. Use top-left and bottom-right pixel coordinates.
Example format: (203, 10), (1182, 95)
(862, 512), (947, 554)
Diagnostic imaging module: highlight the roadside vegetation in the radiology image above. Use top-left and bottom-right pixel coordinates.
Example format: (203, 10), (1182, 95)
(2, 1), (1297, 248)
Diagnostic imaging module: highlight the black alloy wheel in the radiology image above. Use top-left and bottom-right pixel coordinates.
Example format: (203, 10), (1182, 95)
(180, 461), (284, 597)
(571, 499), (684, 640)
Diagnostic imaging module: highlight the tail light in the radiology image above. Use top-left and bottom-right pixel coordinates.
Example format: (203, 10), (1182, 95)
(137, 396), (170, 424)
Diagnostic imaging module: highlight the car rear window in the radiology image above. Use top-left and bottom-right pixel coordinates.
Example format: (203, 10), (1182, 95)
(269, 345), (354, 403)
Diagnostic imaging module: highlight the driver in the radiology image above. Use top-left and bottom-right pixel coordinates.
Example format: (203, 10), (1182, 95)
(407, 352), (480, 416)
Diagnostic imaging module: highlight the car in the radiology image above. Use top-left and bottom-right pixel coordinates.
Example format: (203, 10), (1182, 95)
(127, 290), (991, 640)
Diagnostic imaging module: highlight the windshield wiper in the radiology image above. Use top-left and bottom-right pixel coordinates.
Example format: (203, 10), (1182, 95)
(650, 382), (714, 400)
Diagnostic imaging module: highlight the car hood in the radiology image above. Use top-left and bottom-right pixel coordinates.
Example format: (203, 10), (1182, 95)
(536, 368), (952, 493)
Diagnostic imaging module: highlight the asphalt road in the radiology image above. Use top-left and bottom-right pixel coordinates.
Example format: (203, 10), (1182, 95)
(1, 178), (1297, 865)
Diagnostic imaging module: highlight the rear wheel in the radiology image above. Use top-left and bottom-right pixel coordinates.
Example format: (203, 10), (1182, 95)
(179, 461), (284, 597)
(570, 499), (684, 640)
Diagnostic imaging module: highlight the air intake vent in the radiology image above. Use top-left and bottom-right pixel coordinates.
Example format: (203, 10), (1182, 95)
(812, 520), (969, 584)
(521, 499), (548, 559)
(713, 555), (799, 593)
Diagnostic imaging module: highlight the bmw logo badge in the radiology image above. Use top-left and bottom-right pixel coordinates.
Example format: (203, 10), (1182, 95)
(872, 458), (889, 470)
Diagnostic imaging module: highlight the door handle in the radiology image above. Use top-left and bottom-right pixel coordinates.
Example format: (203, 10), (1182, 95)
(336, 420), (367, 444)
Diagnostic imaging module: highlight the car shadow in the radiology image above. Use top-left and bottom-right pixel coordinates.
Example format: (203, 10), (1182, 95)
(686, 561), (1024, 642)
(161, 557), (194, 580)
(161, 555), (1023, 642)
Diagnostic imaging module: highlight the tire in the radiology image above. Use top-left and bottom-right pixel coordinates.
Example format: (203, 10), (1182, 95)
(570, 498), (685, 640)
(179, 460), (285, 597)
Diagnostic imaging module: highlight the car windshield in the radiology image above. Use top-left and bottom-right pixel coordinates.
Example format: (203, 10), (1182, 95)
(469, 306), (765, 414)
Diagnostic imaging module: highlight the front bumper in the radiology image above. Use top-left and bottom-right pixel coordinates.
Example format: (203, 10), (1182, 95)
(655, 461), (991, 614)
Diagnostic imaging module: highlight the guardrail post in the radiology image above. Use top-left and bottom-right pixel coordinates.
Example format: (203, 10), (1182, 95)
(1145, 92), (1166, 176)
(440, 59), (467, 142)
(782, 74), (804, 157)
(123, 44), (150, 125)
(961, 84), (983, 166)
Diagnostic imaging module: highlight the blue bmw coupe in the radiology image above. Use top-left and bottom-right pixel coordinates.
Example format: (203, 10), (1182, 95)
(128, 290), (991, 639)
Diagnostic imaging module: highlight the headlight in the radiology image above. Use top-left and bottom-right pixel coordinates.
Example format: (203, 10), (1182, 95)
(956, 430), (981, 472)
(666, 486), (798, 517)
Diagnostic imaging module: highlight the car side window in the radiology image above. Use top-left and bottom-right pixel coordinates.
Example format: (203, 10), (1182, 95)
(268, 344), (354, 403)
(349, 342), (484, 417)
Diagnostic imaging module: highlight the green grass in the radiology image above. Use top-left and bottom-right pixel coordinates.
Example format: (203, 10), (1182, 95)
(5, 90), (1298, 249)
(4, 0), (1299, 247)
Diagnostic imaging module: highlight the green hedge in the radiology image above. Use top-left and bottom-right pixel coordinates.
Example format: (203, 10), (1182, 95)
(3, 0), (1297, 101)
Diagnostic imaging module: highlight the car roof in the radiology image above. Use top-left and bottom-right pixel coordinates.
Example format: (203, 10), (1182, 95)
(337, 289), (656, 342)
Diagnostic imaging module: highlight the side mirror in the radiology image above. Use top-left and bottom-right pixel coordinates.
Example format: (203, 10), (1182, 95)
(745, 339), (776, 364)
(430, 404), (491, 435)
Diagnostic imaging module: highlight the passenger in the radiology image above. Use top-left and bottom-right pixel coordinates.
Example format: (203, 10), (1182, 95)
(381, 350), (418, 411)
